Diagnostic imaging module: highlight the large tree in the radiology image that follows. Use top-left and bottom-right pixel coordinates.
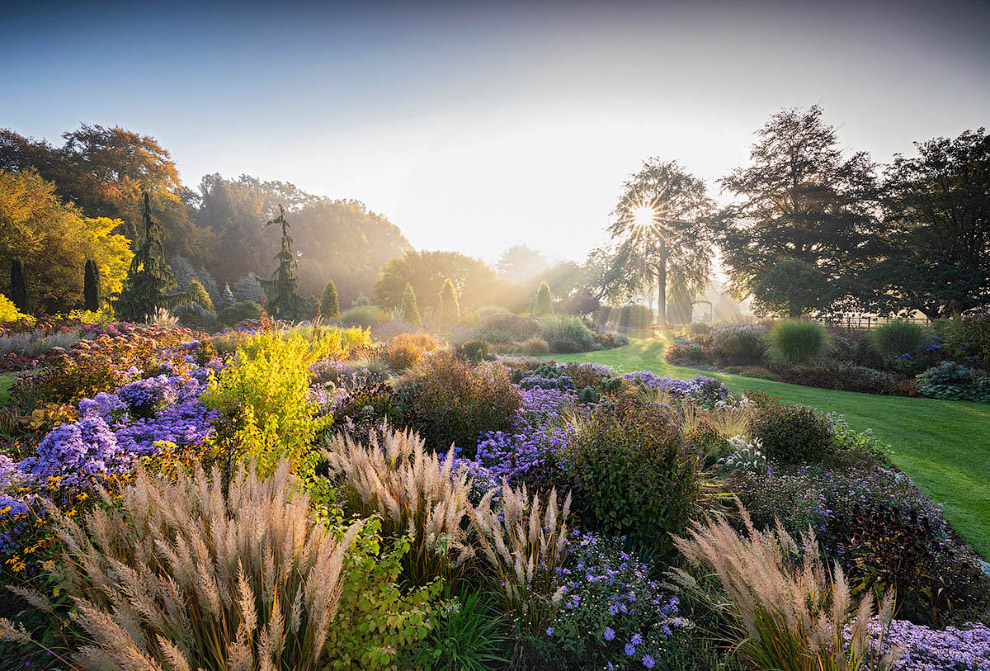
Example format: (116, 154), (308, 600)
(866, 128), (990, 319)
(0, 169), (132, 312)
(258, 206), (306, 321)
(609, 158), (715, 328)
(0, 125), (207, 260)
(716, 106), (880, 311)
(496, 245), (550, 284)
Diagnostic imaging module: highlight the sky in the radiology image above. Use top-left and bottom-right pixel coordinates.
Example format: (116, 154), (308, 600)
(2, 0), (989, 265)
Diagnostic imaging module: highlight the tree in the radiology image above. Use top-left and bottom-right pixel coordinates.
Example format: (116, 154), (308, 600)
(866, 128), (990, 319)
(258, 205), (305, 321)
(217, 283), (236, 311)
(753, 258), (828, 318)
(374, 250), (528, 314)
(321, 279), (340, 319)
(84, 259), (101, 311)
(496, 245), (550, 283)
(716, 106), (879, 309)
(0, 169), (132, 312)
(116, 193), (178, 322)
(232, 274), (265, 303)
(400, 283), (423, 328)
(437, 277), (460, 326)
(9, 258), (29, 313)
(185, 279), (215, 312)
(170, 255), (198, 289)
(0, 125), (208, 260)
(609, 158), (715, 328)
(533, 281), (554, 316)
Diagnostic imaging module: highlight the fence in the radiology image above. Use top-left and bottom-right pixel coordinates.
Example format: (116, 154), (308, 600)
(815, 315), (930, 331)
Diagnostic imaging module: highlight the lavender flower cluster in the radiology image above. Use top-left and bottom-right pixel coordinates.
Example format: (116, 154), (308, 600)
(550, 531), (685, 669)
(456, 386), (583, 494)
(851, 619), (990, 670)
(621, 372), (729, 406)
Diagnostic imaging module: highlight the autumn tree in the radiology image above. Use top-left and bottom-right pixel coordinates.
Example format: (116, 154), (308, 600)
(116, 193), (178, 322)
(716, 106), (879, 310)
(609, 158), (715, 328)
(0, 169), (132, 312)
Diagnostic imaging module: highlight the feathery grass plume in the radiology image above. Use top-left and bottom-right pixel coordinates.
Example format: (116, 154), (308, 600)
(324, 427), (474, 585)
(668, 502), (902, 671)
(1, 461), (361, 671)
(147, 306), (179, 328)
(469, 482), (571, 640)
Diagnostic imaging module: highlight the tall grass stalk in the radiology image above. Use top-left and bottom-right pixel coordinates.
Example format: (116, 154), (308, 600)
(469, 483), (571, 639)
(669, 504), (901, 671)
(324, 427), (475, 586)
(1, 462), (362, 671)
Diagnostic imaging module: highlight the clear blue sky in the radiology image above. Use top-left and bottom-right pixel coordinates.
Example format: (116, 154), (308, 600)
(2, 0), (988, 264)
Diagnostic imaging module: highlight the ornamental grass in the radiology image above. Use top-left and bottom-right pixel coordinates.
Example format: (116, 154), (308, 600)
(0, 461), (362, 671)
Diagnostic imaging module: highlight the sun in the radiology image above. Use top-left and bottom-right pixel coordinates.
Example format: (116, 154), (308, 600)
(631, 205), (655, 230)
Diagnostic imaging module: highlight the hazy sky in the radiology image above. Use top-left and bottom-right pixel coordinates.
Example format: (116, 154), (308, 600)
(2, 0), (988, 264)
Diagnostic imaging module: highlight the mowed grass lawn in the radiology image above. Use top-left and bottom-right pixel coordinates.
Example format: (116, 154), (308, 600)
(0, 373), (12, 407)
(543, 338), (990, 560)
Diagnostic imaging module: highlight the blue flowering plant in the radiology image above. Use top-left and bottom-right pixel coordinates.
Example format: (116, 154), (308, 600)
(546, 532), (686, 669)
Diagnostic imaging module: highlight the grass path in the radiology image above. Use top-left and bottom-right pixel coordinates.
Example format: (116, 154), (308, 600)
(0, 373), (12, 407)
(544, 339), (990, 559)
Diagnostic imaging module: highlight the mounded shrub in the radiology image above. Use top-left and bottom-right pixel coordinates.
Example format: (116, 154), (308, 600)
(517, 336), (550, 355)
(766, 319), (828, 365)
(871, 319), (925, 356)
(218, 300), (262, 327)
(340, 305), (383, 329)
(563, 397), (699, 555)
(751, 403), (835, 463)
(917, 361), (990, 402)
(399, 350), (522, 456)
(475, 312), (540, 344)
(713, 324), (766, 363)
(539, 315), (593, 352)
(384, 332), (441, 371)
(777, 361), (896, 395)
(174, 300), (218, 331)
(459, 338), (491, 362)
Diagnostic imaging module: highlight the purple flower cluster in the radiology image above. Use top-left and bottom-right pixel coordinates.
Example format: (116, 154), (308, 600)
(458, 386), (582, 493)
(551, 531), (684, 669)
(621, 372), (729, 406)
(116, 375), (178, 416)
(19, 416), (131, 487)
(850, 619), (990, 670)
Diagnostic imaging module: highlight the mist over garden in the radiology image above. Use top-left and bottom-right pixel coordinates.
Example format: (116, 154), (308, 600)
(1, 1), (989, 669)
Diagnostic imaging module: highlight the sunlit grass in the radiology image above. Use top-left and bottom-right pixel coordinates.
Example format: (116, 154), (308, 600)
(542, 337), (990, 559)
(0, 373), (13, 407)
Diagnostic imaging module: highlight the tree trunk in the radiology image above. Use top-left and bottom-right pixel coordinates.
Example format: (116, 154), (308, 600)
(657, 244), (668, 329)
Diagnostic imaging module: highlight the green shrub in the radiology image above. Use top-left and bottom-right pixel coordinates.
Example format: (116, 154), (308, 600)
(327, 519), (442, 670)
(218, 300), (262, 327)
(564, 398), (699, 555)
(766, 319), (828, 364)
(459, 338), (491, 362)
(616, 304), (653, 330)
(474, 305), (510, 321)
(871, 319), (925, 355)
(340, 305), (383, 329)
(917, 361), (990, 402)
(532, 281), (554, 316)
(399, 351), (522, 456)
(539, 315), (593, 352)
(751, 403), (835, 463)
(777, 361), (896, 395)
(713, 324), (766, 362)
(174, 300), (217, 331)
(475, 313), (539, 344)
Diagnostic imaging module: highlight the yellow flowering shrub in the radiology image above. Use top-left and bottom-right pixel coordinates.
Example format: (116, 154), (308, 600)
(0, 293), (33, 325)
(205, 328), (364, 477)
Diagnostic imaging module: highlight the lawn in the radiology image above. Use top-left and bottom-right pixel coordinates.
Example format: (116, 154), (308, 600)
(0, 373), (12, 407)
(545, 338), (990, 560)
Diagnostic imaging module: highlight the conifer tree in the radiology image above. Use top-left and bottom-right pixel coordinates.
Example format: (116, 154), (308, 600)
(321, 279), (340, 319)
(258, 205), (305, 321)
(185, 279), (215, 312)
(533, 281), (554, 316)
(116, 193), (178, 322)
(84, 259), (101, 312)
(218, 283), (236, 311)
(9, 257), (30, 314)
(437, 277), (460, 326)
(400, 282), (423, 328)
